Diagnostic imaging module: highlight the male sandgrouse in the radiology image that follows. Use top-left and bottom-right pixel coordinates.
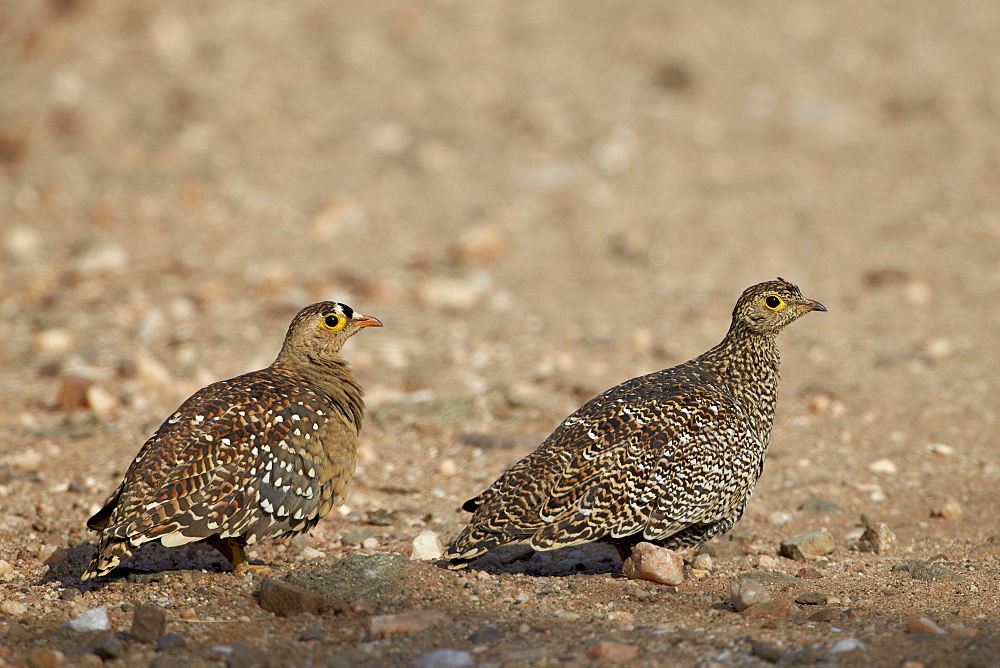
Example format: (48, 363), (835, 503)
(82, 301), (381, 579)
(446, 278), (825, 567)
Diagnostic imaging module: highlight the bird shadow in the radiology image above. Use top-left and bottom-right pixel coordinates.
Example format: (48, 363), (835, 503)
(42, 540), (233, 590)
(446, 542), (625, 578)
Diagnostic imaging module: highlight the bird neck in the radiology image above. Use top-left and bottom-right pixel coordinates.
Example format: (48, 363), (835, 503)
(272, 353), (366, 432)
(699, 323), (781, 439)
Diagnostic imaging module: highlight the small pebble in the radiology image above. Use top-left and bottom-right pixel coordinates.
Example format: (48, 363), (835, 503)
(622, 542), (684, 585)
(370, 610), (449, 639)
(799, 497), (842, 514)
(907, 617), (947, 634)
(796, 567), (822, 580)
(586, 641), (638, 661)
(9, 448), (43, 473)
(361, 536), (380, 549)
(927, 443), (954, 456)
(414, 649), (475, 668)
(808, 607), (840, 622)
(27, 648), (66, 668)
(468, 625), (503, 644)
(35, 329), (74, 356)
(756, 554), (782, 571)
(417, 275), (489, 312)
(299, 546), (326, 560)
(438, 459), (458, 477)
(858, 522), (896, 554)
(85, 385), (120, 416)
(930, 497), (963, 521)
(795, 591), (827, 605)
(341, 527), (376, 546)
(692, 553), (713, 571)
(411, 529), (444, 561)
(0, 559), (14, 582)
(0, 600), (28, 616)
(768, 511), (793, 526)
(227, 640), (267, 667)
(780, 530), (836, 561)
(868, 458), (898, 475)
(94, 636), (125, 661)
(298, 620), (324, 642)
(828, 638), (866, 654)
(730, 578), (770, 612)
(741, 599), (798, 619)
(156, 633), (187, 653)
(750, 639), (783, 662)
(451, 224), (508, 265)
(130, 604), (166, 644)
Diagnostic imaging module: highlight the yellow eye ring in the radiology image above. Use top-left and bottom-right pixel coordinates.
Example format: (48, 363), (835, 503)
(762, 295), (786, 311)
(320, 312), (347, 332)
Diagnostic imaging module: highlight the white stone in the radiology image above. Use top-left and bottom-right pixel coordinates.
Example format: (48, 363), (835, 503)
(62, 606), (111, 632)
(86, 385), (120, 416)
(8, 449), (43, 473)
(72, 243), (128, 277)
(410, 530), (444, 561)
(927, 443), (954, 456)
(768, 511), (794, 526)
(438, 459), (458, 477)
(828, 638), (866, 654)
(299, 547), (326, 560)
(868, 458), (898, 475)
(34, 329), (74, 356)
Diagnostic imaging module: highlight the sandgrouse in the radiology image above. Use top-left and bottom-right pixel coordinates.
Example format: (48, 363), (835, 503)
(446, 278), (825, 567)
(83, 301), (381, 579)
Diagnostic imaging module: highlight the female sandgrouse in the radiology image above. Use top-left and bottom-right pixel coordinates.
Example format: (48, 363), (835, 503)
(446, 278), (825, 567)
(82, 301), (381, 579)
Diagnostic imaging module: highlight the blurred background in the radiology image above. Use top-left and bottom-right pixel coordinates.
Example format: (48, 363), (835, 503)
(0, 1), (997, 541)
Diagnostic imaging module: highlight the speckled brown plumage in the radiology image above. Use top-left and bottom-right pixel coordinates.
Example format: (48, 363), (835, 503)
(83, 301), (381, 579)
(446, 278), (825, 566)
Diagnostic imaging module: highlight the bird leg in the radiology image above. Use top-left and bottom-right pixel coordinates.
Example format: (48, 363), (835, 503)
(206, 537), (269, 575)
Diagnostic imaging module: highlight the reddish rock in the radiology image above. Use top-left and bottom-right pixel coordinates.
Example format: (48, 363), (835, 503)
(130, 604), (166, 643)
(807, 607), (840, 622)
(621, 542), (684, 585)
(369, 610), (448, 639)
(741, 599), (798, 619)
(56, 377), (91, 411)
(257, 578), (347, 617)
(586, 641), (639, 661)
(907, 617), (947, 634)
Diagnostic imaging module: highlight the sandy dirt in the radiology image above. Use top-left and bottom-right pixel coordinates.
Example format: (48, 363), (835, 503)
(1, 1), (998, 666)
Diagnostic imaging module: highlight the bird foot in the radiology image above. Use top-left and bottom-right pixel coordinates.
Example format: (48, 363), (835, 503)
(233, 562), (271, 577)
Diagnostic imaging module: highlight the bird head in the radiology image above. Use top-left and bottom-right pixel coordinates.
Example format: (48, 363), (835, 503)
(280, 301), (382, 363)
(732, 278), (826, 335)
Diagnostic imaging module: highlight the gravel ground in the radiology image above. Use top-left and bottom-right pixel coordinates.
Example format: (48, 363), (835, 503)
(1, 2), (998, 666)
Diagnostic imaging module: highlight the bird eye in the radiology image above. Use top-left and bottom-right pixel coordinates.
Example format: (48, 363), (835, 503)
(320, 313), (347, 332)
(763, 295), (785, 311)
